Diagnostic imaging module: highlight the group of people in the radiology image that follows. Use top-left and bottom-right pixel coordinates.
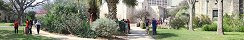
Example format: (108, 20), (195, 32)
(120, 19), (131, 34)
(14, 19), (41, 34)
(145, 18), (157, 35)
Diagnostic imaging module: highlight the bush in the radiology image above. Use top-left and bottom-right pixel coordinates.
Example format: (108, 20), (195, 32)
(202, 14), (244, 32)
(194, 15), (212, 28)
(26, 11), (36, 20)
(91, 18), (119, 37)
(202, 23), (217, 31)
(240, 27), (244, 32)
(41, 2), (97, 38)
(193, 17), (200, 28)
(223, 14), (244, 32)
(169, 16), (188, 29)
(199, 15), (211, 25)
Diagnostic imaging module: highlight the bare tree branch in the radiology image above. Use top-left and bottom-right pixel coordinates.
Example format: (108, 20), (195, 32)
(24, 0), (46, 10)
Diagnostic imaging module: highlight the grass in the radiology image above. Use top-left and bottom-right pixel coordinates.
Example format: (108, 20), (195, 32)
(0, 23), (13, 26)
(151, 29), (244, 40)
(0, 26), (55, 40)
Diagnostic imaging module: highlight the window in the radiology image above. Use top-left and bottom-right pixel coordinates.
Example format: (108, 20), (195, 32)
(213, 10), (218, 17)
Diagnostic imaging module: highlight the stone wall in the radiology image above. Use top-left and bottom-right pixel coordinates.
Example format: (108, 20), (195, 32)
(195, 0), (242, 20)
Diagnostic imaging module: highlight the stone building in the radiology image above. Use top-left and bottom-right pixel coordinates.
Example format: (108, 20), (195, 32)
(142, 0), (170, 19)
(195, 0), (243, 20)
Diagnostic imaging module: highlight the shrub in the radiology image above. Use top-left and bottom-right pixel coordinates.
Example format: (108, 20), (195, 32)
(223, 14), (244, 32)
(91, 18), (119, 37)
(194, 15), (212, 28)
(199, 15), (211, 25)
(193, 17), (200, 28)
(202, 23), (217, 31)
(169, 16), (188, 29)
(26, 11), (36, 20)
(240, 27), (244, 32)
(41, 2), (97, 38)
(202, 14), (244, 32)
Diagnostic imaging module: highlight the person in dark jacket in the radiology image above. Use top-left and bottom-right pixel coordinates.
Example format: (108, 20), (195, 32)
(29, 20), (33, 34)
(14, 20), (19, 33)
(126, 19), (131, 34)
(145, 19), (150, 34)
(152, 18), (157, 35)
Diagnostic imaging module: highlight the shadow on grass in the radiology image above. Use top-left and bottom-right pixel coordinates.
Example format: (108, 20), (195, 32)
(0, 30), (55, 40)
(149, 31), (178, 39)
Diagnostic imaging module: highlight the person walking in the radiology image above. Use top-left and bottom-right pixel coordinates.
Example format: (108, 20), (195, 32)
(35, 20), (41, 34)
(29, 20), (33, 34)
(152, 18), (157, 35)
(124, 19), (129, 34)
(145, 19), (150, 34)
(126, 19), (131, 34)
(25, 19), (29, 34)
(14, 20), (19, 34)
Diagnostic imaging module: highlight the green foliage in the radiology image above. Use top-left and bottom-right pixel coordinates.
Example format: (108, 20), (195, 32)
(193, 17), (200, 28)
(0, 0), (15, 23)
(170, 16), (189, 29)
(41, 1), (97, 38)
(223, 14), (244, 32)
(194, 15), (212, 28)
(202, 14), (244, 32)
(26, 11), (36, 20)
(0, 0), (12, 11)
(122, 0), (138, 7)
(91, 18), (119, 37)
(168, 1), (188, 17)
(202, 23), (217, 31)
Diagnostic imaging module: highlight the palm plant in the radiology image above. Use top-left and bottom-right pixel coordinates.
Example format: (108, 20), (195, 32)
(88, 0), (137, 21)
(105, 0), (137, 20)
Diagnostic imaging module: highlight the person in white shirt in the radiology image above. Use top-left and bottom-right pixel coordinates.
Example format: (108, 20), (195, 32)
(35, 21), (41, 34)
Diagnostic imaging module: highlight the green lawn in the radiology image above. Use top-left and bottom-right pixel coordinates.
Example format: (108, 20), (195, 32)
(0, 23), (13, 26)
(0, 26), (55, 40)
(152, 29), (244, 40)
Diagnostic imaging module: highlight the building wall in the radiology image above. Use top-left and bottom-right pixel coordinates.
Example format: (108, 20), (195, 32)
(195, 0), (241, 20)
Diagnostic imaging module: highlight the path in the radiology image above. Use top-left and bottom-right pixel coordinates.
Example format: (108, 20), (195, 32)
(0, 26), (12, 28)
(117, 24), (155, 40)
(0, 24), (155, 40)
(31, 27), (97, 40)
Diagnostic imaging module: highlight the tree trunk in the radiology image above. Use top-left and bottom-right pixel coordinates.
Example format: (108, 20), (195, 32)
(217, 0), (224, 35)
(189, 5), (194, 31)
(17, 10), (24, 25)
(106, 0), (118, 21)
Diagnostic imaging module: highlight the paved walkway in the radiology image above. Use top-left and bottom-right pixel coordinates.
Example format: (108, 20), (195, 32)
(127, 25), (155, 40)
(0, 26), (12, 28)
(0, 24), (155, 40)
(117, 24), (155, 40)
(31, 27), (96, 40)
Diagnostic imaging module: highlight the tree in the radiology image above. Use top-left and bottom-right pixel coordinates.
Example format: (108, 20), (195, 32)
(105, 0), (137, 20)
(134, 9), (150, 20)
(9, 0), (46, 24)
(88, 0), (102, 24)
(0, 0), (14, 22)
(104, 0), (119, 20)
(187, 0), (196, 31)
(217, 0), (224, 35)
